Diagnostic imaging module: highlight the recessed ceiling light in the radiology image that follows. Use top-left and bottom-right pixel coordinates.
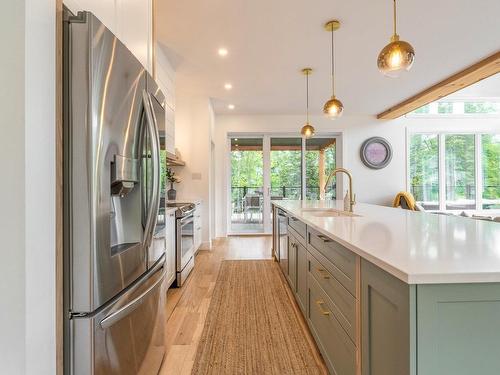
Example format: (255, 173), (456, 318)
(224, 83), (233, 90)
(234, 138), (238, 141)
(218, 48), (228, 57)
(228, 104), (235, 110)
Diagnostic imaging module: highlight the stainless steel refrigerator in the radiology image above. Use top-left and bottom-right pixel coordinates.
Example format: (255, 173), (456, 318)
(63, 9), (167, 375)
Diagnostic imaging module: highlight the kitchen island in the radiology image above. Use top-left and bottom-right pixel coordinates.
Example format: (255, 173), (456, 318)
(272, 200), (500, 375)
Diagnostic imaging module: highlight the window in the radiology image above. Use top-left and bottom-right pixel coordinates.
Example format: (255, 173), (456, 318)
(409, 100), (500, 116)
(465, 102), (499, 114)
(413, 105), (430, 114)
(438, 102), (453, 114)
(445, 135), (475, 210)
(482, 135), (500, 209)
(409, 133), (500, 211)
(409, 134), (439, 210)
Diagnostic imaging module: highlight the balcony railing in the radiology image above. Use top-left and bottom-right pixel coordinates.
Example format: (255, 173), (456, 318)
(231, 185), (336, 217)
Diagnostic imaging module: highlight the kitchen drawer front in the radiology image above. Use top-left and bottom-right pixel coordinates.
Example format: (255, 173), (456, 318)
(308, 275), (357, 375)
(308, 227), (356, 296)
(288, 215), (307, 242)
(308, 252), (356, 342)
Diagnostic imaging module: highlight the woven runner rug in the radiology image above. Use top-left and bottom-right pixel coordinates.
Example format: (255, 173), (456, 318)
(191, 260), (325, 375)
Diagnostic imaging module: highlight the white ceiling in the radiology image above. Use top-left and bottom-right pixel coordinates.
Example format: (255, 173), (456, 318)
(156, 0), (500, 116)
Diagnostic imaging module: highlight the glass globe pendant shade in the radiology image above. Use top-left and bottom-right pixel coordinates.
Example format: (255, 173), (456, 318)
(301, 123), (315, 138)
(377, 35), (415, 78)
(323, 96), (344, 119)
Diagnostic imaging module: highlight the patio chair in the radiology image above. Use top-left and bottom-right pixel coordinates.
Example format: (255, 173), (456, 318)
(243, 195), (262, 223)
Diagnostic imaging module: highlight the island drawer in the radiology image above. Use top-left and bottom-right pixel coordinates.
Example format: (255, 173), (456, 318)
(308, 228), (357, 296)
(288, 215), (307, 240)
(308, 275), (356, 375)
(308, 252), (356, 342)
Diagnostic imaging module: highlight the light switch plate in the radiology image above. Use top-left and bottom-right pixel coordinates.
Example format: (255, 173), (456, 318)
(192, 172), (202, 180)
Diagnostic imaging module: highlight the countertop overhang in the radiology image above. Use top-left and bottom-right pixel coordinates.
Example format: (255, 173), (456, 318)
(273, 200), (500, 284)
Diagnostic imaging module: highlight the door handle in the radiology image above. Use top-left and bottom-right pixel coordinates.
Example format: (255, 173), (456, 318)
(316, 300), (331, 316)
(142, 91), (161, 250)
(317, 234), (332, 243)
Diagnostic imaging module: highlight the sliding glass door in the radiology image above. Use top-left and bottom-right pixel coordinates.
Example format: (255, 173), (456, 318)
(229, 135), (339, 234)
(230, 138), (264, 233)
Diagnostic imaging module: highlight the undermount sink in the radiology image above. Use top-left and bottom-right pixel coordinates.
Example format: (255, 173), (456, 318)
(300, 208), (361, 218)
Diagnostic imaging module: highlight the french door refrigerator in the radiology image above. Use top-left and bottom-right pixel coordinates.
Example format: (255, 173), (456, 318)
(63, 10), (167, 375)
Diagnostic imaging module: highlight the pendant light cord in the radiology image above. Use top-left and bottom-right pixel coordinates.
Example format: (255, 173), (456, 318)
(393, 0), (397, 36)
(331, 27), (335, 97)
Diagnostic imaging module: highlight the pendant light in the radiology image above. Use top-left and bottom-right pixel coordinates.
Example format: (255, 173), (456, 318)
(377, 0), (415, 78)
(300, 68), (315, 139)
(323, 20), (344, 119)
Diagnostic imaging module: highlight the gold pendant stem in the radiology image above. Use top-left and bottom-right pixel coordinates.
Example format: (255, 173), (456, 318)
(393, 0), (397, 37)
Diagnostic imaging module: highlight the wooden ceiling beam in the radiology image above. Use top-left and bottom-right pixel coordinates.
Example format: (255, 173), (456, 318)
(377, 51), (500, 120)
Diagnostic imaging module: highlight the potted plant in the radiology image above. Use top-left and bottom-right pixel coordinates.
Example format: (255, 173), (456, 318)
(166, 168), (181, 200)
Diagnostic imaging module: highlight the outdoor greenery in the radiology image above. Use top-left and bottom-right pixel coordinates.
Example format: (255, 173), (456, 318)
(305, 146), (336, 199)
(409, 134), (439, 205)
(445, 134), (476, 207)
(482, 134), (500, 208)
(230, 143), (336, 208)
(465, 102), (498, 114)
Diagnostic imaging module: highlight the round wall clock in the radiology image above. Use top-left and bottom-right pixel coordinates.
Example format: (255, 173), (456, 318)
(360, 137), (393, 169)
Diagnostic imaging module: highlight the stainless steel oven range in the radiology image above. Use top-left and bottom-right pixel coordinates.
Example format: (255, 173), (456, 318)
(167, 203), (196, 286)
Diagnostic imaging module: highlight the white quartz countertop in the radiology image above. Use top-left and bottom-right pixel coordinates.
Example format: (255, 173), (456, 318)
(273, 200), (500, 284)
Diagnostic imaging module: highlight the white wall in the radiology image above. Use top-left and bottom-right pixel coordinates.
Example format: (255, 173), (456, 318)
(0, 0), (56, 374)
(172, 92), (215, 248)
(25, 1), (57, 373)
(0, 1), (27, 373)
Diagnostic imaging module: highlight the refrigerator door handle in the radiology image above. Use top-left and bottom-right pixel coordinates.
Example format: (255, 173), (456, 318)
(99, 260), (165, 330)
(141, 90), (161, 250)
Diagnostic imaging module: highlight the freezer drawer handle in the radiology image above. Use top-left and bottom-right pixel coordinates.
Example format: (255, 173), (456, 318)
(100, 269), (165, 330)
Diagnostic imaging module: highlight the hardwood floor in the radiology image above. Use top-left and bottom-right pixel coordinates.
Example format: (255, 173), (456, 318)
(159, 236), (327, 375)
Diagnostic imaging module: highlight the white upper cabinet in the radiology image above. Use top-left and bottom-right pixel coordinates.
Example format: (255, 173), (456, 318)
(64, 0), (153, 73)
(155, 44), (176, 154)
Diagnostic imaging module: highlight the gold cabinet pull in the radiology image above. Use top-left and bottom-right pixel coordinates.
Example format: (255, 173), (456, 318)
(316, 300), (331, 316)
(316, 268), (330, 279)
(317, 234), (332, 243)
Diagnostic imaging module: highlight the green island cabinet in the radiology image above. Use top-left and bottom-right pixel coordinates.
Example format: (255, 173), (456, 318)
(275, 209), (500, 375)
